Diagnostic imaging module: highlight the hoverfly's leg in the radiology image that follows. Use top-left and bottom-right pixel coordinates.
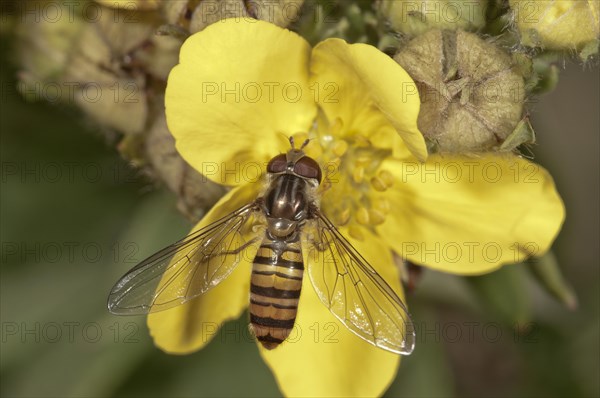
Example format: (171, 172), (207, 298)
(223, 237), (260, 255)
(312, 237), (328, 252)
(254, 197), (266, 214)
(306, 203), (328, 252)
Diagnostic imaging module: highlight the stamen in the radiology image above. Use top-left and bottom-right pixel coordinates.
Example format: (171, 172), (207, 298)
(333, 203), (351, 226)
(377, 170), (395, 188)
(354, 134), (371, 147)
(356, 207), (370, 225)
(332, 140), (348, 157)
(372, 197), (391, 214)
(352, 166), (365, 183)
(368, 209), (386, 225)
(330, 118), (343, 138)
(355, 155), (372, 167)
(370, 176), (388, 192)
(348, 225), (364, 241)
(319, 126), (396, 235)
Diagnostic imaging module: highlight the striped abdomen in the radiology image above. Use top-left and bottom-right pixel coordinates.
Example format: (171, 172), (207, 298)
(249, 233), (303, 349)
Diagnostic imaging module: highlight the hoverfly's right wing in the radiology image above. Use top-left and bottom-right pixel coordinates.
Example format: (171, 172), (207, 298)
(304, 210), (416, 355)
(108, 204), (263, 315)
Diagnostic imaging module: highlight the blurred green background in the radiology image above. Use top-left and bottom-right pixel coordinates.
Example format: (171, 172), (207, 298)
(1, 18), (599, 398)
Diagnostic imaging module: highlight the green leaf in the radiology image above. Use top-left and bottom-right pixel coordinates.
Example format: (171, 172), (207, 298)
(530, 55), (561, 95)
(527, 251), (578, 310)
(386, 303), (455, 397)
(499, 116), (536, 152)
(466, 265), (531, 325)
(579, 39), (599, 62)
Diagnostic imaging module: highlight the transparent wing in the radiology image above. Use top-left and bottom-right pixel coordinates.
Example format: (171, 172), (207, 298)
(304, 210), (416, 355)
(108, 203), (262, 315)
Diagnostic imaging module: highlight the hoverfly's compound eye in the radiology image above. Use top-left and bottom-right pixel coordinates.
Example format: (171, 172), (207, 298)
(293, 156), (322, 183)
(267, 154), (288, 174)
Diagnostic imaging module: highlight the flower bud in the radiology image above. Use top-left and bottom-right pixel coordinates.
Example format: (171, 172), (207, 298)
(527, 251), (578, 310)
(510, 0), (599, 56)
(15, 1), (84, 98)
(163, 0), (304, 34)
(95, 2), (183, 81)
(61, 4), (156, 135)
(499, 116), (535, 152)
(394, 29), (526, 153)
(379, 0), (488, 36)
(527, 54), (561, 95)
(255, 0), (305, 27)
(14, 1), (220, 219)
(96, 0), (161, 10)
(145, 101), (226, 220)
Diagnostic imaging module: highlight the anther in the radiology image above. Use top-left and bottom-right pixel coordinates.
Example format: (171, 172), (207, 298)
(332, 140), (348, 157)
(355, 155), (372, 168)
(377, 170), (395, 188)
(356, 207), (370, 225)
(370, 176), (388, 192)
(372, 197), (391, 214)
(353, 166), (365, 183)
(368, 209), (386, 225)
(330, 118), (343, 137)
(354, 134), (371, 147)
(333, 204), (351, 226)
(348, 225), (364, 241)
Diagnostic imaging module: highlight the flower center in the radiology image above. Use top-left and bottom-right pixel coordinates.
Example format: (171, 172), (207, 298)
(297, 124), (395, 241)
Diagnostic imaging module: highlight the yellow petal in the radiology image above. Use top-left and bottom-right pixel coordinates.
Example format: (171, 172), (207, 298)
(166, 19), (317, 186)
(310, 38), (428, 161)
(258, 228), (402, 397)
(147, 182), (261, 354)
(380, 155), (565, 274)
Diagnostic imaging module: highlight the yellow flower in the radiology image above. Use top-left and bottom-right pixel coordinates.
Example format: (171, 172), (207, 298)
(510, 0), (600, 49)
(151, 19), (565, 397)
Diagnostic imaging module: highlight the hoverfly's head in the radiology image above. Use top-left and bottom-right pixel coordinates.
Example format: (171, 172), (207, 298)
(266, 137), (322, 184)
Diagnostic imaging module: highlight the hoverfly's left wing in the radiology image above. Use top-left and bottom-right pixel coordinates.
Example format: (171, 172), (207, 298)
(108, 204), (262, 315)
(304, 210), (415, 355)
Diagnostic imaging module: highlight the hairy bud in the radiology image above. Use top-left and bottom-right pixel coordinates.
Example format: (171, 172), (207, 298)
(163, 0), (304, 34)
(394, 29), (526, 153)
(145, 102), (226, 220)
(379, 0), (488, 36)
(510, 0), (599, 58)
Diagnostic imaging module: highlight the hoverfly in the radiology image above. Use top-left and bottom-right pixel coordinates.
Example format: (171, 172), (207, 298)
(108, 138), (415, 355)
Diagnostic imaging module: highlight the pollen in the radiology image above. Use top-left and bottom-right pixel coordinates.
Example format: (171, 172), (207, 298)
(372, 197), (391, 214)
(318, 135), (397, 240)
(332, 140), (348, 157)
(353, 166), (365, 183)
(333, 203), (351, 226)
(370, 176), (388, 192)
(356, 207), (370, 225)
(348, 225), (365, 241)
(368, 209), (386, 225)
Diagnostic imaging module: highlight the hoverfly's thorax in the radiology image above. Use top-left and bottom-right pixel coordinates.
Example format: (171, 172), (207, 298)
(263, 148), (320, 239)
(264, 174), (309, 222)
